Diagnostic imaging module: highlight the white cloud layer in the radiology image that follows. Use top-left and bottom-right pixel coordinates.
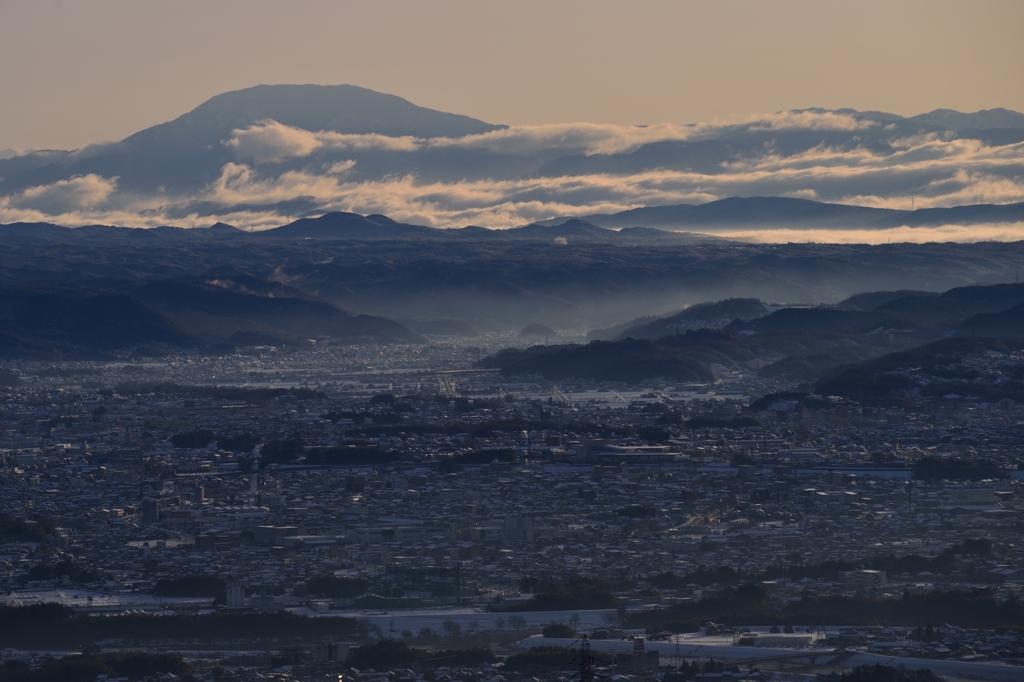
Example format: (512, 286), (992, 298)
(725, 223), (1024, 244)
(5, 174), (117, 213)
(2, 109), (1023, 244)
(224, 120), (322, 162)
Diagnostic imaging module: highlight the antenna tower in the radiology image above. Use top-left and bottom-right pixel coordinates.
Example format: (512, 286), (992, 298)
(578, 635), (595, 682)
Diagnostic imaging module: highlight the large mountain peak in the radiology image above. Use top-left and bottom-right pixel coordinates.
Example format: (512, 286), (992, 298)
(122, 83), (503, 148)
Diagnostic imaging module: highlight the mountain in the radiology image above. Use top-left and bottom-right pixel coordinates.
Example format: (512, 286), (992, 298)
(613, 298), (772, 340)
(11, 195), (1019, 245)
(817, 337), (1024, 405)
(2, 216), (1023, 329)
(555, 197), (889, 229)
(0, 221), (251, 244)
(908, 108), (1024, 132)
(529, 106), (1020, 182)
(958, 303), (1024, 338)
(480, 280), (1024, 383)
(478, 330), (760, 383)
(0, 84), (503, 197)
(265, 212), (435, 239)
(0, 215), (729, 245)
(873, 282), (1024, 323)
(2, 94), (1022, 233)
(835, 290), (936, 311)
(129, 277), (422, 345)
(0, 290), (203, 357)
(549, 197), (1024, 232)
(0, 274), (422, 358)
(124, 84), (502, 149)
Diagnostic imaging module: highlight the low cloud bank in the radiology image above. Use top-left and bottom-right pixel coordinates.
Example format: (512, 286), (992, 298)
(1, 109), (1022, 242)
(724, 223), (1024, 244)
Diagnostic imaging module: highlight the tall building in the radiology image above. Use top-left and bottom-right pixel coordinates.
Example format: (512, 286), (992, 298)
(141, 498), (160, 524)
(226, 582), (246, 609)
(504, 516), (534, 544)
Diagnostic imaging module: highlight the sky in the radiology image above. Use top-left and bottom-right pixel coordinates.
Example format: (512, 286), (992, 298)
(2, 0), (1023, 151)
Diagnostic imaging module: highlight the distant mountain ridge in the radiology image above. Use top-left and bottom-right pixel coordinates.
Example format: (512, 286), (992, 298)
(0, 274), (422, 359)
(3, 197), (1023, 243)
(481, 281), (1024, 384)
(1, 88), (1021, 231)
(908, 107), (1024, 131)
(0, 214), (728, 244)
(547, 197), (1024, 231)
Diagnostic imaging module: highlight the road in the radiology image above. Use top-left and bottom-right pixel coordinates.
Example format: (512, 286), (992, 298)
(533, 637), (1024, 681)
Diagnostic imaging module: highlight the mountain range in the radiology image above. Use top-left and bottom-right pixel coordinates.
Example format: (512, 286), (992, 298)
(546, 197), (1024, 231)
(1, 210), (1022, 357)
(481, 281), (1024, 387)
(0, 273), (422, 359)
(1, 84), (1022, 232)
(4, 196), (1023, 246)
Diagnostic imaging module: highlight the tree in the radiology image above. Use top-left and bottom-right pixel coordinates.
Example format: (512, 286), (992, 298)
(260, 437), (304, 466)
(347, 640), (420, 670)
(171, 430), (216, 449)
(504, 646), (576, 674)
(505, 576), (619, 611)
(508, 615), (527, 631)
(842, 664), (941, 682)
(542, 622), (575, 638)
(442, 619), (462, 637)
(154, 575), (226, 598)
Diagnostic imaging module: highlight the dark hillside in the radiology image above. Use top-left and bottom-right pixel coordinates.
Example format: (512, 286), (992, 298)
(817, 337), (1024, 404)
(0, 291), (200, 356)
(479, 331), (759, 383)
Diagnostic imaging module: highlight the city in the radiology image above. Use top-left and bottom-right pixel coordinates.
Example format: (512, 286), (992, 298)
(2, 337), (1022, 681)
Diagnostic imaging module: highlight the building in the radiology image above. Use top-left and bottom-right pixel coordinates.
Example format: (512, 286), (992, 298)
(251, 590), (280, 611)
(614, 638), (659, 674)
(313, 639), (350, 664)
(504, 516), (534, 544)
(226, 582), (246, 609)
(948, 489), (996, 506)
(841, 569), (887, 590)
(141, 498), (160, 524)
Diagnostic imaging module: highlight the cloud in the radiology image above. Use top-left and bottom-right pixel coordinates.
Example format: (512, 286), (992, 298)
(429, 122), (703, 155)
(221, 110), (878, 164)
(749, 110), (876, 131)
(225, 120), (322, 162)
(3, 108), (1023, 243)
(196, 162), (722, 228)
(326, 160), (357, 175)
(226, 121), (421, 162)
(5, 174), (117, 214)
(319, 132), (420, 152)
(225, 120), (701, 159)
(725, 222), (1024, 244)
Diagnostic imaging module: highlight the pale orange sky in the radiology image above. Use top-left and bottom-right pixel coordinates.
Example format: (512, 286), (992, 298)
(1, 0), (1022, 151)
